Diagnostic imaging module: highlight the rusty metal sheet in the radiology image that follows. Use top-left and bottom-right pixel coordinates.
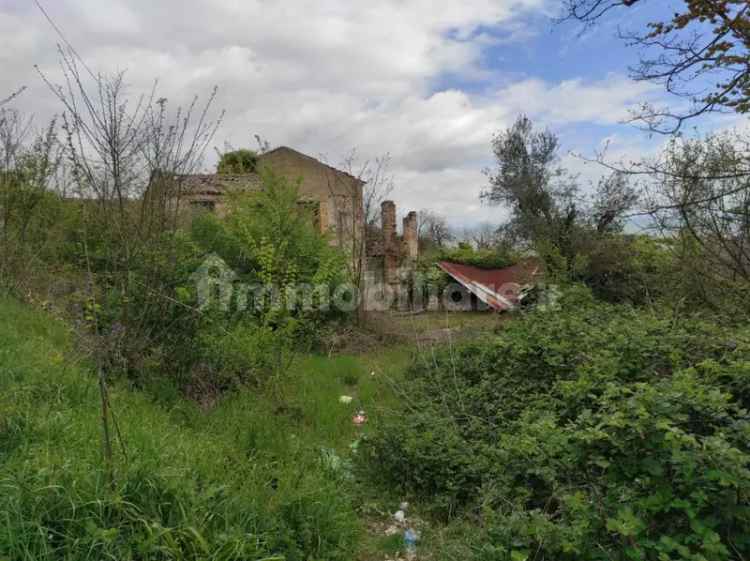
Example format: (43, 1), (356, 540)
(438, 259), (542, 311)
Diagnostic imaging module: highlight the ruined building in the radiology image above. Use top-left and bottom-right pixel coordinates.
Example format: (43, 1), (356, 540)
(180, 146), (365, 250)
(367, 201), (418, 285)
(177, 146), (418, 288)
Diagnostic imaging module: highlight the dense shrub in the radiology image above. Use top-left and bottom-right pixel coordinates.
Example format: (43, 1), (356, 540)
(361, 287), (750, 560)
(433, 243), (517, 270)
(198, 319), (299, 389)
(186, 169), (348, 389)
(193, 169), (346, 293)
(570, 234), (750, 320)
(41, 169), (350, 394)
(217, 149), (259, 175)
(574, 235), (672, 305)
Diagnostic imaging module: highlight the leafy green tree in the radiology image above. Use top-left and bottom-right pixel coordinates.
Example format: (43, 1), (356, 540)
(635, 131), (750, 317)
(484, 116), (636, 266)
(560, 2), (750, 309)
(483, 115), (647, 298)
(221, 169), (344, 292)
(482, 115), (580, 254)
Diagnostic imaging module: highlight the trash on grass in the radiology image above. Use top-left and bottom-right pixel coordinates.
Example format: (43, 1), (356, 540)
(393, 510), (406, 523)
(384, 524), (400, 536)
(352, 410), (367, 426)
(404, 527), (419, 553)
(339, 395), (353, 404)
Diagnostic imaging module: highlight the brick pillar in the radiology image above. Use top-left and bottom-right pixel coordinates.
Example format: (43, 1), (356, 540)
(381, 200), (396, 243)
(402, 211), (418, 261)
(381, 200), (399, 284)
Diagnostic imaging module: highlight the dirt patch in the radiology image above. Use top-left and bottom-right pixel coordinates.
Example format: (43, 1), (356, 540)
(364, 310), (507, 346)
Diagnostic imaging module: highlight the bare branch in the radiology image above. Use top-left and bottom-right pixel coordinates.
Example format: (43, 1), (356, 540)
(559, 0), (750, 132)
(0, 87), (27, 107)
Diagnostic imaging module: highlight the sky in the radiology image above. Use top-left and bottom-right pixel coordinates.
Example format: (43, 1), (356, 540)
(0, 0), (729, 228)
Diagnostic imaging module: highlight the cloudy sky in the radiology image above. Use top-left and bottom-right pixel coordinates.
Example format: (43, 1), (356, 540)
(0, 0), (712, 226)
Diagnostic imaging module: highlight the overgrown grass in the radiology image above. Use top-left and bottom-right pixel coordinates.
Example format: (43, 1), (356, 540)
(366, 311), (504, 343)
(0, 297), (411, 561)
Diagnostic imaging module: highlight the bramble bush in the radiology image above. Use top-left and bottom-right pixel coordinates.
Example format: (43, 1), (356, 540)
(361, 287), (750, 560)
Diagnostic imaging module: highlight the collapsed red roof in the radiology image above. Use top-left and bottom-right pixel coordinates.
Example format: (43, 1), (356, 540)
(438, 259), (543, 311)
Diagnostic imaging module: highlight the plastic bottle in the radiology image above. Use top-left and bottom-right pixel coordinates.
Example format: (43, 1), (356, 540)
(404, 527), (418, 554)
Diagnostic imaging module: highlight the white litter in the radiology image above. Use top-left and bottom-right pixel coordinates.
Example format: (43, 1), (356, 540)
(384, 524), (400, 536)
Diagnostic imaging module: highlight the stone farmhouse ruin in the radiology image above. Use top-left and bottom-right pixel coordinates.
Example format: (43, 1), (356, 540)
(178, 146), (418, 288)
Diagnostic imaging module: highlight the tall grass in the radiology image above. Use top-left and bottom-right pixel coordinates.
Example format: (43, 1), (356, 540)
(0, 297), (387, 561)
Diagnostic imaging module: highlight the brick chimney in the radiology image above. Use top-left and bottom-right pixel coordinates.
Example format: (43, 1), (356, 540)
(402, 211), (418, 261)
(381, 200), (396, 246)
(381, 200), (399, 284)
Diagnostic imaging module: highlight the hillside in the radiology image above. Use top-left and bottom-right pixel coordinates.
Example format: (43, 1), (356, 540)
(0, 296), (417, 561)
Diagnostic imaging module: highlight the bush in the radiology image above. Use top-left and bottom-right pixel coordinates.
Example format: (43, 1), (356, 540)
(574, 235), (673, 305)
(433, 243), (517, 270)
(217, 149), (258, 175)
(198, 319), (299, 389)
(199, 168), (346, 294)
(185, 169), (348, 391)
(361, 288), (750, 560)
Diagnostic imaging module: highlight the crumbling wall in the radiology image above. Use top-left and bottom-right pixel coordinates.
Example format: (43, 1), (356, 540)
(258, 147), (364, 248)
(364, 201), (419, 307)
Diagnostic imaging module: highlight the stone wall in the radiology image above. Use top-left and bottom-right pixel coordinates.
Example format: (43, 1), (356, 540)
(177, 147), (420, 308)
(177, 147), (364, 249)
(258, 147), (364, 248)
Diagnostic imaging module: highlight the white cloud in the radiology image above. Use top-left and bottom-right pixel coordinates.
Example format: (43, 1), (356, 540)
(1, 0), (662, 226)
(391, 167), (509, 228)
(495, 75), (659, 125)
(71, 0), (139, 33)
